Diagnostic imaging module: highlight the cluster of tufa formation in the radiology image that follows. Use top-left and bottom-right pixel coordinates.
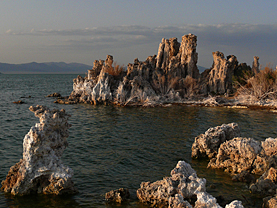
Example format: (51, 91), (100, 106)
(136, 160), (244, 208)
(65, 33), (259, 106)
(1, 105), (77, 195)
(192, 123), (277, 207)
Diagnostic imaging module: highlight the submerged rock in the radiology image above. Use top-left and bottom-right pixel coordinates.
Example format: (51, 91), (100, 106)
(105, 188), (130, 203)
(46, 92), (61, 97)
(1, 105), (77, 195)
(263, 195), (277, 208)
(13, 100), (25, 104)
(191, 123), (241, 159)
(249, 167), (277, 196)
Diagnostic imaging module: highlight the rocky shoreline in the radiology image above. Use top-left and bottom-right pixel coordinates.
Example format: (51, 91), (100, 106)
(2, 106), (277, 207)
(105, 123), (277, 208)
(50, 33), (277, 111)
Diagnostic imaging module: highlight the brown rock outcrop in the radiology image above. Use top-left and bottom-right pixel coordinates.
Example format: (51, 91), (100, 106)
(191, 123), (241, 159)
(136, 160), (243, 208)
(67, 34), (261, 106)
(207, 137), (262, 174)
(263, 196), (277, 208)
(68, 34), (200, 106)
(249, 167), (277, 196)
(180, 34), (199, 79)
(137, 161), (206, 207)
(201, 52), (238, 95)
(252, 56), (260, 75)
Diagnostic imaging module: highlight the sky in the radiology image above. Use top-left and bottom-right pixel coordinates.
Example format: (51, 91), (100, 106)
(0, 0), (277, 68)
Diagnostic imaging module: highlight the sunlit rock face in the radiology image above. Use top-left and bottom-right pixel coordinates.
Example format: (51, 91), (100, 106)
(200, 51), (238, 95)
(136, 160), (244, 208)
(137, 161), (206, 207)
(252, 56), (260, 75)
(69, 34), (200, 106)
(1, 105), (77, 195)
(191, 123), (241, 159)
(207, 137), (277, 176)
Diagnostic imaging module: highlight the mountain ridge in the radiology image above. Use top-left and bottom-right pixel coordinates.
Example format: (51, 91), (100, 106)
(0, 62), (91, 74)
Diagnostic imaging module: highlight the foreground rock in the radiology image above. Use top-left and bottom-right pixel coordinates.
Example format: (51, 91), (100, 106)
(250, 167), (277, 196)
(207, 137), (277, 176)
(191, 123), (241, 159)
(192, 123), (277, 205)
(137, 160), (243, 208)
(1, 105), (77, 195)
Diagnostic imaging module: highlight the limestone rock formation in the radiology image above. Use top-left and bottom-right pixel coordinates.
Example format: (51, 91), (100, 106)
(168, 194), (193, 208)
(136, 161), (243, 208)
(68, 34), (200, 106)
(65, 33), (262, 106)
(208, 137), (262, 174)
(191, 123), (241, 159)
(194, 192), (221, 208)
(225, 200), (244, 208)
(252, 56), (260, 75)
(207, 137), (277, 175)
(201, 52), (238, 95)
(1, 105), (77, 195)
(137, 161), (206, 207)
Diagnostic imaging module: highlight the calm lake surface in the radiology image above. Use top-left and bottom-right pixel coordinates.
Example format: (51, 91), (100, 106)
(0, 74), (277, 208)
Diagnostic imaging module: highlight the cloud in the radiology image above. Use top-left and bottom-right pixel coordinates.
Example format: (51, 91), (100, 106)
(4, 24), (277, 67)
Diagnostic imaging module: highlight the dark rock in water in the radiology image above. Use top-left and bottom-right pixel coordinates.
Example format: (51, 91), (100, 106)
(250, 167), (277, 196)
(1, 105), (77, 195)
(13, 100), (24, 104)
(232, 171), (255, 183)
(47, 92), (61, 97)
(263, 195), (277, 208)
(105, 188), (130, 203)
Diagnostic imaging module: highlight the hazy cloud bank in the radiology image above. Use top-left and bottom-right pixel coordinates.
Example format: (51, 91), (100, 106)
(3, 24), (277, 67)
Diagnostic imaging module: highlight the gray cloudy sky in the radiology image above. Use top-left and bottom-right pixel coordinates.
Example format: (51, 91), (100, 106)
(1, 0), (277, 68)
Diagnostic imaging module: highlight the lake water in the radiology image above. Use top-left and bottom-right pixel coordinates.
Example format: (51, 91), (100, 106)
(0, 74), (277, 208)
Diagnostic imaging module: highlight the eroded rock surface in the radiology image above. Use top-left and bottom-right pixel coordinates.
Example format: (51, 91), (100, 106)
(200, 52), (238, 95)
(136, 161), (243, 208)
(1, 105), (77, 195)
(191, 123), (241, 159)
(249, 167), (277, 196)
(61, 33), (261, 106)
(207, 137), (277, 176)
(68, 34), (202, 106)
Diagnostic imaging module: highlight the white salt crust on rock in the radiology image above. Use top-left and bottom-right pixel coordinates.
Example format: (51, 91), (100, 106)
(1, 105), (77, 195)
(137, 160), (244, 208)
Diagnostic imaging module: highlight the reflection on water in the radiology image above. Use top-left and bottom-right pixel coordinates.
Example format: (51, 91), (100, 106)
(0, 74), (276, 207)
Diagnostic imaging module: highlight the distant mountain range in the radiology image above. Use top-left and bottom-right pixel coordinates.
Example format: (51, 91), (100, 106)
(0, 61), (208, 74)
(0, 62), (91, 74)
